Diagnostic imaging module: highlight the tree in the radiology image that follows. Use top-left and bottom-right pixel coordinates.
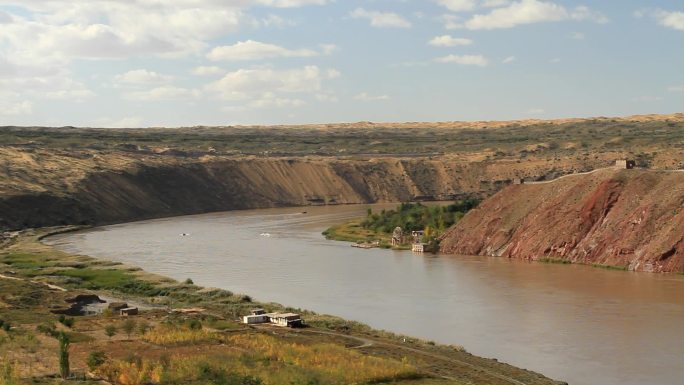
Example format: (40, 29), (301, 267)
(104, 324), (117, 339)
(58, 332), (70, 380)
(122, 319), (136, 339)
(86, 351), (107, 372)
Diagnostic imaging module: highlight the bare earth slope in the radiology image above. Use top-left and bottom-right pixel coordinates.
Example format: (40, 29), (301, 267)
(440, 168), (684, 273)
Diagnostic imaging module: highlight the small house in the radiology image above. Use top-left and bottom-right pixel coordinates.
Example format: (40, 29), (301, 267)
(615, 159), (636, 169)
(270, 313), (303, 328)
(120, 307), (139, 316)
(251, 309), (266, 316)
(108, 302), (128, 311)
(411, 230), (424, 243)
(243, 314), (269, 324)
(513, 178), (525, 185)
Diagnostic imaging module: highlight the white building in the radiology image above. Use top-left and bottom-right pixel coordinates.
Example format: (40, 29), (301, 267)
(241, 311), (303, 327)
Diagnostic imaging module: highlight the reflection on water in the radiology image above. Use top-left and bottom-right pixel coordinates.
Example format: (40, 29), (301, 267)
(45, 204), (684, 385)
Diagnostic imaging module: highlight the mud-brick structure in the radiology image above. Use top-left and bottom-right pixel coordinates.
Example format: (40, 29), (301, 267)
(615, 159), (636, 169)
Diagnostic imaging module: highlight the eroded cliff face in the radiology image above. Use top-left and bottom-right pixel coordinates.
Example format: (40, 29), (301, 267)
(0, 145), (620, 231)
(439, 169), (684, 273)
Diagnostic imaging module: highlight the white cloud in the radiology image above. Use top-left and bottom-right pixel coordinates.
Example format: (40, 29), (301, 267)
(482, 0), (511, 7)
(115, 69), (174, 85)
(0, 10), (13, 23)
(0, 73), (95, 102)
(429, 35), (473, 47)
(502, 56), (516, 63)
(435, 0), (477, 12)
(571, 6), (609, 24)
(99, 116), (145, 128)
(654, 10), (684, 31)
(205, 65), (340, 101)
(256, 0), (327, 7)
(207, 40), (318, 61)
(350, 8), (412, 28)
(667, 85), (684, 93)
(248, 93), (306, 108)
(549, 58), (561, 63)
(192, 66), (224, 76)
(124, 86), (199, 101)
(0, 100), (32, 116)
(528, 108), (545, 115)
(439, 14), (463, 29)
(320, 44), (339, 55)
(257, 14), (297, 28)
(464, 0), (607, 30)
(354, 92), (390, 101)
(435, 54), (489, 66)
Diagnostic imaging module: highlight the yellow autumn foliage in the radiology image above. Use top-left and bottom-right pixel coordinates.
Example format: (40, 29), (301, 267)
(141, 325), (216, 345)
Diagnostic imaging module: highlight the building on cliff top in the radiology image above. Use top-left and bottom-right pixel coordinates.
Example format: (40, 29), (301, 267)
(615, 159), (636, 169)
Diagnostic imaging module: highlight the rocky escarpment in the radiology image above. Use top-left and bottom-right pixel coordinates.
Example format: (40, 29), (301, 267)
(439, 169), (684, 273)
(1, 152), (602, 231)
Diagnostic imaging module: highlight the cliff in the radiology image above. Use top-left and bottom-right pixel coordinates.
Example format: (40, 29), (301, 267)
(439, 168), (684, 273)
(0, 148), (600, 230)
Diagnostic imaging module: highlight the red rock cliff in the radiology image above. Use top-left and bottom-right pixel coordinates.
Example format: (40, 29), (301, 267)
(439, 169), (684, 273)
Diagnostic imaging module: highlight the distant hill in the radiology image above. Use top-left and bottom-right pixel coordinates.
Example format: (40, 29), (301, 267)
(439, 168), (684, 273)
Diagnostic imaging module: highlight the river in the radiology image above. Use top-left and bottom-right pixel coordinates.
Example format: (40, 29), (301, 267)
(44, 204), (684, 385)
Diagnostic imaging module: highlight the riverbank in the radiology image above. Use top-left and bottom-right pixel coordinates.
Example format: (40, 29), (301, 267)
(0, 227), (564, 385)
(323, 219), (410, 250)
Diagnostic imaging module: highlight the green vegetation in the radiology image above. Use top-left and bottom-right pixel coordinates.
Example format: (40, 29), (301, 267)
(104, 325), (117, 339)
(591, 264), (629, 271)
(324, 201), (478, 252)
(54, 268), (168, 296)
(122, 319), (136, 338)
(362, 201), (479, 234)
(538, 258), (572, 265)
(86, 351), (107, 372)
(58, 332), (70, 380)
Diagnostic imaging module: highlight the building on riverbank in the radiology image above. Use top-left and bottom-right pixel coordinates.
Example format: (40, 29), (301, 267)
(242, 310), (303, 327)
(412, 243), (426, 253)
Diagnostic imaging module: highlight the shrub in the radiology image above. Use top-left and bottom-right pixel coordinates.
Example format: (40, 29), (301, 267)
(184, 278), (194, 285)
(87, 351), (107, 371)
(105, 324), (117, 339)
(186, 319), (202, 331)
(36, 323), (57, 337)
(58, 315), (75, 328)
(122, 319), (137, 338)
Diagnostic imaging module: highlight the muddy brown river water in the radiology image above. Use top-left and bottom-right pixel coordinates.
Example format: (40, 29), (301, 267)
(45, 204), (684, 385)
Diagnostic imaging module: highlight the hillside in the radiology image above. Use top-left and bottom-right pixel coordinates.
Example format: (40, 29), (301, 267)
(3, 113), (684, 230)
(439, 168), (684, 273)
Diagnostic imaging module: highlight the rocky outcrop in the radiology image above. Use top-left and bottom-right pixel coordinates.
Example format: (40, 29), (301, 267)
(439, 169), (684, 273)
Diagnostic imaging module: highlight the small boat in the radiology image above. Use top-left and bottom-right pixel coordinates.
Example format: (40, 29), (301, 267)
(260, 233), (271, 237)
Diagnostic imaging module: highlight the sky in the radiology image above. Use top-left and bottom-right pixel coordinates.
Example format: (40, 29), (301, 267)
(0, 0), (682, 127)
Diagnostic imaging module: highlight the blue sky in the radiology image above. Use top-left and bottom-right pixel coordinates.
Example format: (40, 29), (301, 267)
(0, 0), (682, 127)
